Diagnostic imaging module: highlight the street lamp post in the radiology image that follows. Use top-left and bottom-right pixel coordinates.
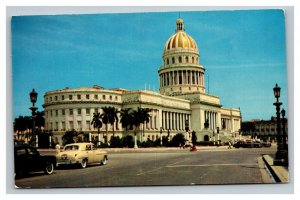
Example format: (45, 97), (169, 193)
(281, 109), (288, 152)
(273, 83), (288, 166)
(160, 127), (162, 146)
(217, 127), (220, 145)
(29, 89), (38, 147)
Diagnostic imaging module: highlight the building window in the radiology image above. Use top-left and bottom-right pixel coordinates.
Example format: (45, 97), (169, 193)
(55, 110), (58, 116)
(103, 95), (106, 100)
(86, 94), (89, 99)
(62, 109), (65, 115)
(50, 110), (53, 117)
(109, 96), (112, 100)
(115, 96), (118, 101)
(69, 95), (72, 100)
(78, 108), (81, 115)
(69, 121), (74, 130)
(185, 56), (188, 63)
(55, 96), (58, 101)
(192, 57), (195, 63)
(77, 94), (81, 100)
(94, 94), (98, 99)
(172, 57), (175, 64)
(167, 58), (169, 65)
(55, 122), (58, 131)
(69, 109), (73, 115)
(86, 108), (90, 115)
(62, 121), (65, 131)
(50, 97), (52, 101)
(179, 56), (182, 63)
(61, 95), (64, 100)
(86, 121), (91, 130)
(78, 121), (82, 130)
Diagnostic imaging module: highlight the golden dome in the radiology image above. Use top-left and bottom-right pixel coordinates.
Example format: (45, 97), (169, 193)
(164, 18), (198, 53)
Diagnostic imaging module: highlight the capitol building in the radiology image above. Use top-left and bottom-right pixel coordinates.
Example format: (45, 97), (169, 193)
(43, 18), (241, 145)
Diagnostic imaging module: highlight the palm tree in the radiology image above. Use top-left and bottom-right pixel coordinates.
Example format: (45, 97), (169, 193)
(131, 108), (144, 148)
(91, 112), (103, 146)
(120, 108), (132, 135)
(101, 106), (110, 143)
(35, 111), (45, 131)
(140, 108), (152, 138)
(109, 107), (119, 137)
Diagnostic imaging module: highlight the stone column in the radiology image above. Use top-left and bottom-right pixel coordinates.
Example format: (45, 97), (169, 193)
(161, 111), (165, 129)
(166, 111), (169, 130)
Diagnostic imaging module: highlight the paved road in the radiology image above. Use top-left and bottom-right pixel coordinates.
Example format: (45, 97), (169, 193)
(15, 147), (276, 188)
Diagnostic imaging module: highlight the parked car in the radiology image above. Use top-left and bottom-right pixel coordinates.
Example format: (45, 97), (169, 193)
(14, 144), (56, 177)
(262, 141), (272, 147)
(233, 141), (262, 148)
(56, 143), (108, 168)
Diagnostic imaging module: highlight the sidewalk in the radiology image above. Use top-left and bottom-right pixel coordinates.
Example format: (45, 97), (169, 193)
(38, 145), (230, 153)
(262, 154), (289, 183)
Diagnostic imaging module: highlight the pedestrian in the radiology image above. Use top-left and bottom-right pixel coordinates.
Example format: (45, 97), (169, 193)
(55, 143), (61, 154)
(228, 141), (232, 149)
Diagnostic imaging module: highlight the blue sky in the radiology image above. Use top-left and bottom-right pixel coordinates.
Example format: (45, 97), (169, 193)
(12, 9), (287, 121)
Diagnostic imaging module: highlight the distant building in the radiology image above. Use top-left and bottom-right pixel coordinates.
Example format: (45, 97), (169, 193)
(242, 117), (288, 141)
(43, 18), (241, 145)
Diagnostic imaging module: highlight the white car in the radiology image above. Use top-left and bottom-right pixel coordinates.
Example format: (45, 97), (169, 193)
(56, 143), (108, 168)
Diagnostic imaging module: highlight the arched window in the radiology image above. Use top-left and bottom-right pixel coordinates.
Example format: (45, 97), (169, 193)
(172, 57), (175, 64)
(167, 58), (169, 65)
(185, 56), (189, 63)
(179, 56), (182, 63)
(192, 57), (194, 63)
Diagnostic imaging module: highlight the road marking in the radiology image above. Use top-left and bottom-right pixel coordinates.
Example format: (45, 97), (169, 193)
(166, 163), (257, 168)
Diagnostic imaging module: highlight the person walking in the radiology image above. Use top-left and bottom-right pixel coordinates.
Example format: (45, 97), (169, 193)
(228, 141), (232, 149)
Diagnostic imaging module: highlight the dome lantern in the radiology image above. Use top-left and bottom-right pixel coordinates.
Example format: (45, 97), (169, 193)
(176, 18), (184, 32)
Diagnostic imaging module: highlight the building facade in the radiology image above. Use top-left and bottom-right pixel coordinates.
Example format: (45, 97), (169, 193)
(242, 117), (288, 141)
(43, 18), (242, 145)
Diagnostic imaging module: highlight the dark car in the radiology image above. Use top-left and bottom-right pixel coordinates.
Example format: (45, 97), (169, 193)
(14, 144), (56, 178)
(262, 141), (272, 147)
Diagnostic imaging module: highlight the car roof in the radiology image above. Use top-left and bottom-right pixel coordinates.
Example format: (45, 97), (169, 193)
(65, 143), (93, 146)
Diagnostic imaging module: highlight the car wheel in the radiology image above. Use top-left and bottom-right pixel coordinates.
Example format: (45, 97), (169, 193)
(81, 159), (87, 168)
(44, 162), (54, 175)
(101, 156), (107, 165)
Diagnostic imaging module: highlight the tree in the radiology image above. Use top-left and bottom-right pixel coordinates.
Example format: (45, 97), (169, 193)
(91, 112), (103, 145)
(171, 133), (185, 147)
(140, 108), (152, 138)
(101, 106), (110, 143)
(14, 116), (32, 142)
(35, 111), (45, 131)
(120, 108), (132, 135)
(109, 107), (119, 137)
(62, 130), (84, 145)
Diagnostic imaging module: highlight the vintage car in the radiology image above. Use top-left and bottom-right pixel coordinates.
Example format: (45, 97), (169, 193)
(14, 144), (56, 178)
(56, 143), (108, 168)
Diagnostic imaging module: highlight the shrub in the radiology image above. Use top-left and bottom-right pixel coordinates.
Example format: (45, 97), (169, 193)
(109, 136), (123, 148)
(121, 135), (134, 148)
(170, 133), (185, 147)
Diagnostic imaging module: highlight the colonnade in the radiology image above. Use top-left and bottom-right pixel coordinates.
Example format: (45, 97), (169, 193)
(160, 70), (204, 87)
(204, 111), (218, 130)
(146, 109), (159, 130)
(221, 118), (232, 130)
(161, 111), (190, 131)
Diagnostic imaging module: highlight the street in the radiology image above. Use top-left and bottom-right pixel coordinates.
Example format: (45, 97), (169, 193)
(15, 147), (276, 188)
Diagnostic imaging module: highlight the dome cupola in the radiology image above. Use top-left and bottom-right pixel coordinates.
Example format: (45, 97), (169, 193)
(164, 18), (198, 53)
(158, 18), (205, 96)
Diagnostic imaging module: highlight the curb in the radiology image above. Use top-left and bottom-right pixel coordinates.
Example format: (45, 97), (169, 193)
(262, 155), (289, 183)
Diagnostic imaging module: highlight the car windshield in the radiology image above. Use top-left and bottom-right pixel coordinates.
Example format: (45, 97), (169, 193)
(64, 145), (79, 151)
